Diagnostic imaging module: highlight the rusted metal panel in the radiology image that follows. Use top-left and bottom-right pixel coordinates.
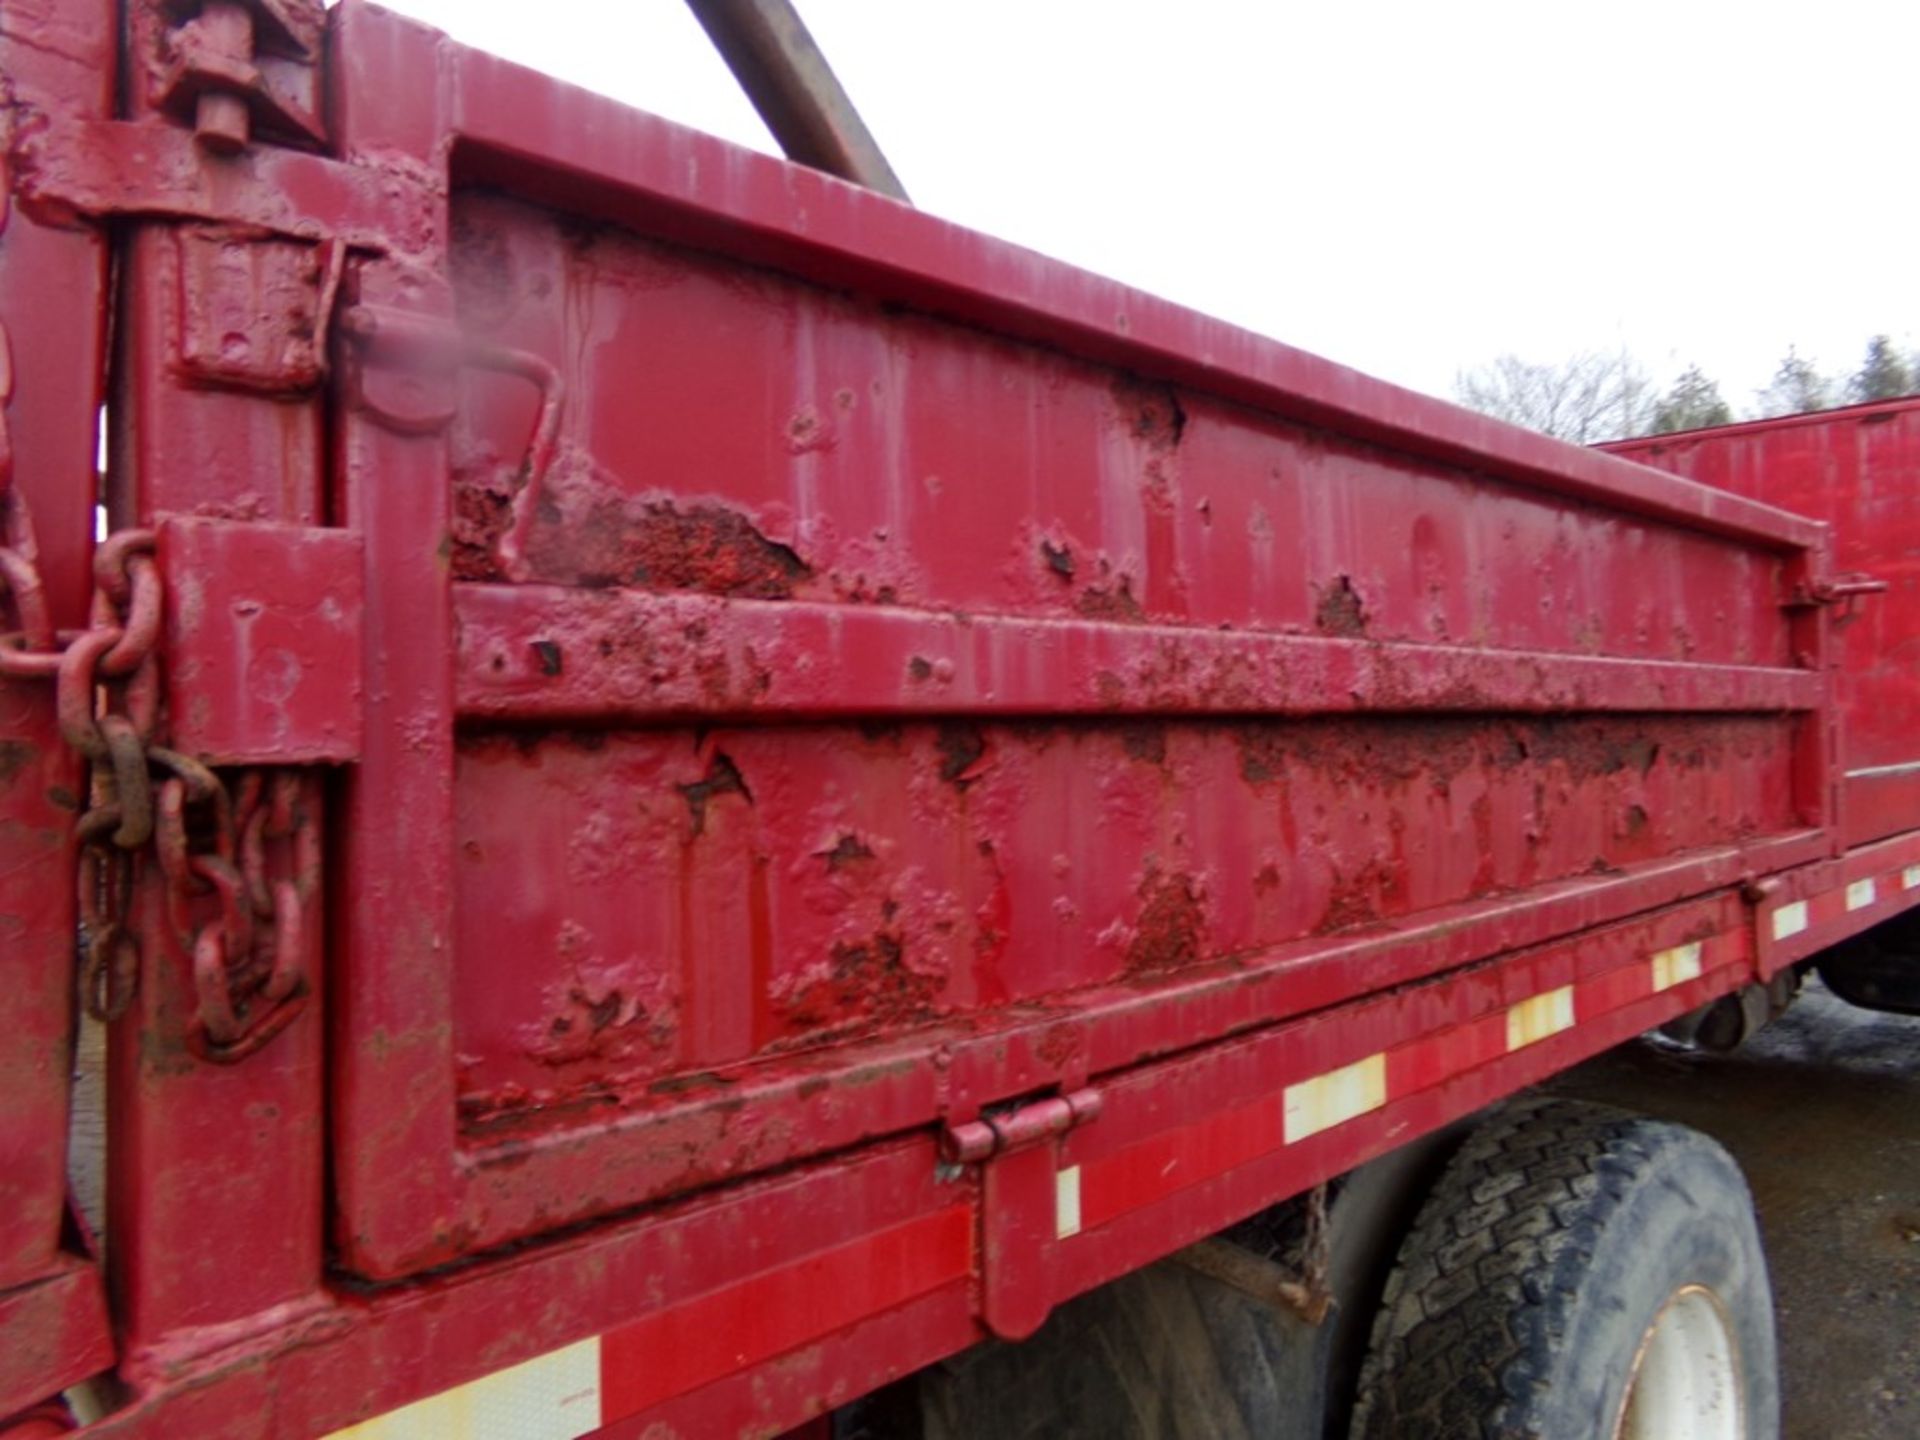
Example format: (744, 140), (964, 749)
(10, 2), (1914, 1435)
(315, 1), (1831, 1291)
(158, 518), (363, 764)
(454, 586), (1820, 721)
(1606, 399), (1920, 849)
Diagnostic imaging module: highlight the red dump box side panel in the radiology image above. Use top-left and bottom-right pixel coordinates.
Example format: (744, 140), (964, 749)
(1607, 399), (1920, 848)
(1, 4), (1878, 1435)
(314, 3), (1830, 1295)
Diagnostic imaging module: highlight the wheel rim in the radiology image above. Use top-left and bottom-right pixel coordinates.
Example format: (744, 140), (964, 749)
(1616, 1284), (1743, 1440)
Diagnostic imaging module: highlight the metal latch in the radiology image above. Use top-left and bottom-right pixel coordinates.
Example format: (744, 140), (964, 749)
(941, 1088), (1101, 1341)
(1784, 574), (1888, 611)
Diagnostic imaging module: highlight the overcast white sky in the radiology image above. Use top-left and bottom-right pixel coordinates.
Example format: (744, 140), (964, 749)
(377, 0), (1919, 410)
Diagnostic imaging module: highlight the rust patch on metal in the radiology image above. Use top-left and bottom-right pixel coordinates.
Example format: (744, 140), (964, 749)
(1119, 722), (1168, 766)
(1040, 539), (1075, 579)
(780, 932), (943, 1032)
(530, 983), (672, 1068)
(1524, 726), (1665, 782)
(0, 739), (36, 785)
(616, 501), (809, 598)
(1127, 870), (1206, 974)
(678, 752), (751, 838)
(1114, 376), (1187, 450)
(505, 458), (812, 597)
(935, 723), (989, 787)
(1075, 573), (1145, 622)
(1314, 575), (1368, 637)
(818, 832), (875, 869)
(450, 463), (516, 581)
(1036, 1022), (1082, 1069)
(1319, 856), (1408, 934)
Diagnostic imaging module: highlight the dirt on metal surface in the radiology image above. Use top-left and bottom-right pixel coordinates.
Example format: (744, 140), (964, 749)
(1546, 981), (1920, 1440)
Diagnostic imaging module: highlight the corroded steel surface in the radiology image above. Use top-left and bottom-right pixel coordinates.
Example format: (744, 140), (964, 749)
(4, 3), (1917, 1438)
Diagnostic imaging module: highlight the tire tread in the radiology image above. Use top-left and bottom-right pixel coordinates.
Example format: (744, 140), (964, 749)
(1350, 1099), (1683, 1439)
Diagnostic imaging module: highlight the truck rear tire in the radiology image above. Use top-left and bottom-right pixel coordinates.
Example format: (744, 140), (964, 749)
(1350, 1098), (1778, 1440)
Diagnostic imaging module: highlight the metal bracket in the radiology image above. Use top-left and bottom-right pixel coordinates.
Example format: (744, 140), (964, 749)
(173, 229), (344, 392)
(941, 1088), (1100, 1341)
(12, 117), (435, 253)
(158, 517), (363, 765)
(151, 0), (327, 152)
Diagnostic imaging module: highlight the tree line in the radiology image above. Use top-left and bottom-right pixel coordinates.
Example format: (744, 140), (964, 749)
(1453, 336), (1920, 443)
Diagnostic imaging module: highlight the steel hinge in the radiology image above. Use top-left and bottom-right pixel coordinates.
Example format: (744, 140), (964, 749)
(940, 1088), (1101, 1342)
(940, 1087), (1102, 1164)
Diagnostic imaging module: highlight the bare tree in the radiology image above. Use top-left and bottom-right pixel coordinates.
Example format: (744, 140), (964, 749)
(1453, 351), (1657, 443)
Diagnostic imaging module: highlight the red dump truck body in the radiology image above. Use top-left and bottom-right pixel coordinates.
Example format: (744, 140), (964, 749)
(0, 5), (1913, 1437)
(1605, 398), (1920, 849)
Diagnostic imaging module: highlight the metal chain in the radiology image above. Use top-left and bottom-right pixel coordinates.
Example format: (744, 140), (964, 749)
(164, 759), (312, 1063)
(0, 383), (306, 1059)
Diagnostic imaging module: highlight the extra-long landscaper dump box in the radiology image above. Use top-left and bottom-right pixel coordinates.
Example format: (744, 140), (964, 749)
(4, 5), (1917, 1437)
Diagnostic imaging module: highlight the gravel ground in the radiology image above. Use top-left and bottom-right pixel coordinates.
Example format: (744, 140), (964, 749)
(1546, 979), (1920, 1440)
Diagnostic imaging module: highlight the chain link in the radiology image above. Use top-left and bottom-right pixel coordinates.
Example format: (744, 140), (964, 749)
(0, 370), (306, 1055)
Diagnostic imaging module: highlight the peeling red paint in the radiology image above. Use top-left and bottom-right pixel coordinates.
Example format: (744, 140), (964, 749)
(18, 4), (1873, 1433)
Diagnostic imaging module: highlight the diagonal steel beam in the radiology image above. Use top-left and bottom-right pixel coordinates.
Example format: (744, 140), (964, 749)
(685, 0), (909, 202)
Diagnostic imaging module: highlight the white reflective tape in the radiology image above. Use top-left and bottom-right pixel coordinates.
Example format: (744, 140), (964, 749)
(1506, 986), (1576, 1051)
(1847, 879), (1877, 911)
(1903, 865), (1920, 891)
(1283, 1053), (1386, 1144)
(321, 1338), (602, 1440)
(1650, 941), (1704, 992)
(1771, 900), (1809, 940)
(1055, 1164), (1083, 1239)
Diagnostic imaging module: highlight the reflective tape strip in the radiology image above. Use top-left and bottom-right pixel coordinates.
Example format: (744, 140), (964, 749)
(1771, 900), (1809, 940)
(1282, 1053), (1386, 1144)
(1055, 1164), (1083, 1239)
(326, 1208), (972, 1436)
(1506, 985), (1576, 1050)
(1072, 928), (1743, 1239)
(1847, 878), (1877, 911)
(1904, 865), (1920, 891)
(1649, 941), (1704, 992)
(321, 1338), (602, 1440)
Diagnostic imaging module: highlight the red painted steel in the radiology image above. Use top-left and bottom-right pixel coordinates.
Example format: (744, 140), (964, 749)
(1606, 399), (1920, 849)
(327, 9), (1825, 1285)
(102, 0), (332, 1363)
(157, 519), (364, 765)
(0, 0), (114, 1361)
(4, 4), (1920, 1438)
